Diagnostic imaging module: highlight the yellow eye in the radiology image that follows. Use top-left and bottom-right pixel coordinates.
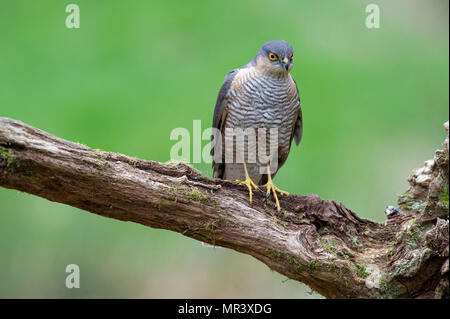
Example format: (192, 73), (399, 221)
(268, 53), (278, 61)
(290, 53), (294, 61)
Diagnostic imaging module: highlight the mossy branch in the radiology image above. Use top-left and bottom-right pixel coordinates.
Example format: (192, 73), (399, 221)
(0, 117), (448, 299)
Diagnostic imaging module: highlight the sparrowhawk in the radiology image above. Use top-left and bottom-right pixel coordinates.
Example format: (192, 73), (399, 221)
(211, 40), (303, 211)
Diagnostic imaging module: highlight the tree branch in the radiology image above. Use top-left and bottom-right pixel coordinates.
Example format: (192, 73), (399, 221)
(0, 117), (448, 299)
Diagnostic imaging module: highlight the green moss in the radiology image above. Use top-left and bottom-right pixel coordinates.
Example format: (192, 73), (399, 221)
(267, 249), (285, 259)
(185, 187), (209, 203)
(270, 251), (323, 274)
(75, 142), (88, 148)
(363, 227), (372, 237)
(129, 158), (138, 168)
(165, 159), (190, 167)
(406, 219), (422, 248)
(155, 198), (166, 210)
(264, 198), (277, 209)
(282, 210), (294, 219)
(213, 205), (225, 214)
(165, 159), (201, 174)
(92, 149), (109, 168)
(337, 249), (350, 260)
(205, 218), (221, 231)
(0, 147), (20, 173)
(378, 274), (407, 299)
(272, 216), (287, 228)
(395, 230), (404, 241)
(168, 184), (209, 203)
(287, 256), (305, 273)
(400, 193), (414, 200)
(0, 145), (35, 180)
(202, 218), (222, 245)
(307, 258), (322, 272)
(407, 229), (420, 246)
(327, 255), (337, 263)
(20, 168), (37, 181)
(412, 202), (426, 213)
(400, 205), (412, 211)
(0, 148), (12, 165)
(387, 243), (395, 257)
(440, 185), (449, 207)
(320, 239), (336, 254)
(378, 276), (389, 296)
(299, 218), (310, 224)
(351, 236), (359, 248)
(168, 184), (186, 202)
(354, 263), (370, 278)
(168, 187), (178, 198)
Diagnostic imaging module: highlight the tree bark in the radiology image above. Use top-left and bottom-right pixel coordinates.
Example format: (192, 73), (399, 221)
(0, 117), (448, 299)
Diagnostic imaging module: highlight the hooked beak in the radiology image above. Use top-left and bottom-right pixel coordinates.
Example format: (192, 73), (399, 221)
(281, 57), (290, 71)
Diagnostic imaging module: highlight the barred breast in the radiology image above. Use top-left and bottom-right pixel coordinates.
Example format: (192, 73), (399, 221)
(222, 67), (300, 184)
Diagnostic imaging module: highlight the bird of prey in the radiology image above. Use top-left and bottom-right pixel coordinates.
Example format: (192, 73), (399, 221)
(211, 40), (303, 211)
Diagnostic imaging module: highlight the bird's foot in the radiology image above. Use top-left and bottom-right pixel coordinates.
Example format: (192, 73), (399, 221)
(236, 177), (259, 203)
(263, 180), (289, 211)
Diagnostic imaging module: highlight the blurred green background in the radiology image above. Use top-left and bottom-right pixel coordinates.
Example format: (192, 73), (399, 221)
(0, 0), (448, 298)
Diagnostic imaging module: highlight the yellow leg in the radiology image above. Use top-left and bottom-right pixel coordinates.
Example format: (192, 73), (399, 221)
(262, 166), (289, 211)
(236, 162), (259, 203)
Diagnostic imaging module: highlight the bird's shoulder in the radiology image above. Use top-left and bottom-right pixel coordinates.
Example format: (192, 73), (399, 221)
(212, 68), (237, 129)
(288, 74), (300, 98)
(228, 64), (257, 90)
(212, 64), (256, 129)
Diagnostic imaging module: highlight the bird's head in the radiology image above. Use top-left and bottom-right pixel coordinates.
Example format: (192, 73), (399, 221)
(256, 40), (294, 75)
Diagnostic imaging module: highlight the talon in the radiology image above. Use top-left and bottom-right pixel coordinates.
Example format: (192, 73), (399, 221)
(236, 177), (258, 203)
(275, 210), (283, 219)
(263, 179), (289, 211)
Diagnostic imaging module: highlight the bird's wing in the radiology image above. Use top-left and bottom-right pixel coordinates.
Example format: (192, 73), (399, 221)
(291, 76), (303, 146)
(211, 68), (239, 178)
(212, 69), (237, 129)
